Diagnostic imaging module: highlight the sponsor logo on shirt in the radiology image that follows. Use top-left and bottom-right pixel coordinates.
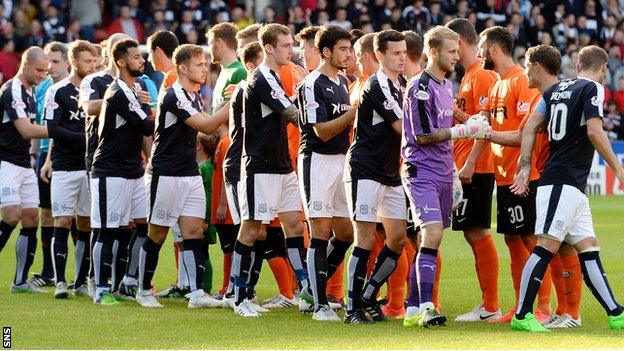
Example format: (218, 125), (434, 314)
(305, 101), (319, 110)
(11, 100), (26, 109)
(271, 89), (286, 101)
(177, 100), (192, 110)
(591, 95), (602, 107)
(517, 101), (530, 112)
(415, 90), (430, 100)
(331, 103), (350, 114)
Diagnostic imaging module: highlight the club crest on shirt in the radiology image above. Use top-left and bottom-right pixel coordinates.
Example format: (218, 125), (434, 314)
(313, 201), (322, 211)
(415, 90), (430, 100)
(3, 187), (11, 195)
(258, 203), (268, 213)
(383, 99), (399, 110)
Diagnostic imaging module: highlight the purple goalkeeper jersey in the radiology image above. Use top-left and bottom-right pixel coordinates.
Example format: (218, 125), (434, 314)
(402, 70), (455, 182)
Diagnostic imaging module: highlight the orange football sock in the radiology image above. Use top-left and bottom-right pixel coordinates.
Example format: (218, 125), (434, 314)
(562, 254), (582, 319)
(507, 239), (530, 300)
(433, 251), (442, 312)
(219, 253), (232, 295)
(268, 257), (293, 299)
(549, 254), (567, 315)
(386, 249), (408, 312)
(471, 235), (500, 312)
(327, 262), (345, 300)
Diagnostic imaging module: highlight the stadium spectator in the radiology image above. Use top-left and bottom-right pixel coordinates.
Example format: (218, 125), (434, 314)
(69, 0), (100, 42)
(41, 4), (65, 42)
(108, 5), (145, 43)
(613, 76), (624, 112)
(604, 100), (624, 140)
(0, 37), (19, 83)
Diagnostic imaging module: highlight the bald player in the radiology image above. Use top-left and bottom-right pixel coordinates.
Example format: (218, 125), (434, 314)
(0, 47), (50, 293)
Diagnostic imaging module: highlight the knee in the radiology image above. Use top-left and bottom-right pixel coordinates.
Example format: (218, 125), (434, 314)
(464, 227), (488, 243)
(1, 209), (21, 226)
(20, 209), (39, 227)
(386, 235), (407, 252)
(54, 216), (72, 229)
(283, 220), (304, 237)
(504, 234), (521, 245)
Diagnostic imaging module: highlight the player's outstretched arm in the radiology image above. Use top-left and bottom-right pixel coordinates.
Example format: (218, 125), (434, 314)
(14, 118), (49, 139)
(185, 101), (230, 134)
(489, 130), (521, 146)
(416, 117), (489, 145)
(587, 117), (624, 183)
(510, 109), (544, 196)
(312, 105), (356, 142)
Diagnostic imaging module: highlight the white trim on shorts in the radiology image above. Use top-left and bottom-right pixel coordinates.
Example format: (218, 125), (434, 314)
(224, 181), (241, 225)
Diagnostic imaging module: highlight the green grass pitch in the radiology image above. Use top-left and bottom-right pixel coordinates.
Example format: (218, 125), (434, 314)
(0, 196), (623, 349)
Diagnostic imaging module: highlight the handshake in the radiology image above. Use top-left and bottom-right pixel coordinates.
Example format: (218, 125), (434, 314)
(450, 115), (491, 140)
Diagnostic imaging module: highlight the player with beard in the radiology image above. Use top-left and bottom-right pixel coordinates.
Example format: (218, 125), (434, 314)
(44, 40), (98, 299)
(136, 44), (230, 308)
(475, 26), (551, 323)
(80, 34), (152, 298)
(401, 26), (489, 328)
(89, 39), (154, 306)
(296, 25), (356, 321)
(0, 47), (50, 293)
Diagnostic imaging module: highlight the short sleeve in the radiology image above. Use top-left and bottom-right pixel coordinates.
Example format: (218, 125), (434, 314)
(255, 72), (292, 115)
(4, 84), (28, 121)
(113, 88), (148, 123)
(43, 86), (62, 122)
(301, 80), (329, 124)
(78, 77), (99, 106)
(535, 97), (547, 116)
(514, 77), (539, 118)
(166, 89), (200, 121)
(370, 81), (402, 122)
(583, 82), (604, 120)
(405, 86), (433, 136)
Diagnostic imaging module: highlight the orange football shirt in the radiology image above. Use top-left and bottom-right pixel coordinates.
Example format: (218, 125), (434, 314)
(487, 64), (540, 186)
(453, 60), (497, 173)
(520, 93), (550, 178)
